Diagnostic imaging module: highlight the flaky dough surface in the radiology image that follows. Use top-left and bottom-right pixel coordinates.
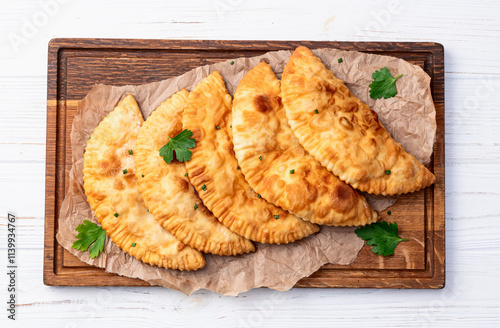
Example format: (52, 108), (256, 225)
(232, 61), (378, 226)
(83, 94), (205, 270)
(281, 46), (435, 195)
(135, 90), (255, 256)
(183, 72), (319, 244)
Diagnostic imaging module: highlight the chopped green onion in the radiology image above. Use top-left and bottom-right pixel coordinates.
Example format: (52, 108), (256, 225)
(237, 166), (240, 170)
(122, 169), (128, 174)
(314, 109), (319, 114)
(230, 61), (234, 65)
(259, 156), (263, 161)
(216, 126), (220, 130)
(338, 58), (343, 63)
(114, 213), (119, 217)
(142, 175), (144, 178)
(387, 211), (392, 215)
(201, 184), (207, 191)
(131, 243), (136, 247)
(128, 150), (133, 155)
(385, 170), (391, 175)
(184, 173), (188, 177)
(274, 215), (279, 220)
(257, 194), (261, 199)
(194, 203), (198, 210)
(290, 169), (295, 174)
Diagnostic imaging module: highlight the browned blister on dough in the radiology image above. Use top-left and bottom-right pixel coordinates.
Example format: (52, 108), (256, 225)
(281, 46), (436, 195)
(135, 90), (255, 256)
(232, 61), (378, 226)
(83, 94), (205, 271)
(183, 72), (319, 244)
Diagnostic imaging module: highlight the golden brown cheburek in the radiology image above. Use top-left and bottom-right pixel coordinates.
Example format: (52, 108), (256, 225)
(83, 94), (205, 271)
(281, 46), (436, 195)
(232, 61), (378, 226)
(182, 71), (319, 244)
(135, 89), (254, 256)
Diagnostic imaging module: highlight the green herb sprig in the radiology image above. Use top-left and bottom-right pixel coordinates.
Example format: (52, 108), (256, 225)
(369, 67), (403, 100)
(72, 220), (106, 259)
(355, 221), (408, 256)
(159, 129), (196, 164)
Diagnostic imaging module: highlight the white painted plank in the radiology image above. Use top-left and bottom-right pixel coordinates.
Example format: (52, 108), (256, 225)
(1, 0), (500, 76)
(1, 0), (500, 326)
(1, 144), (45, 162)
(0, 248), (498, 328)
(0, 76), (46, 145)
(0, 162), (45, 217)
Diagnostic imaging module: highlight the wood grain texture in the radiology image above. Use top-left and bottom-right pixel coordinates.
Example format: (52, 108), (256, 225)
(44, 39), (444, 289)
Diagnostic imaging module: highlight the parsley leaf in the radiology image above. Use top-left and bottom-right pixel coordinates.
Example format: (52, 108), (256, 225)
(159, 129), (196, 164)
(369, 67), (403, 100)
(72, 220), (106, 259)
(355, 221), (408, 256)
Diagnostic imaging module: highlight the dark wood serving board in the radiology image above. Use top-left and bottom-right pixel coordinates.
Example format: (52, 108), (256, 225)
(44, 39), (445, 289)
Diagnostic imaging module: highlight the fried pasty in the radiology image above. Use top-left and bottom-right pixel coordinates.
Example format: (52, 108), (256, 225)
(182, 71), (319, 244)
(135, 89), (255, 256)
(281, 46), (436, 195)
(83, 94), (205, 271)
(232, 61), (378, 226)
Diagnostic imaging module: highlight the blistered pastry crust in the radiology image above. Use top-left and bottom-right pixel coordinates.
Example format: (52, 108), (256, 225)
(83, 94), (205, 270)
(135, 90), (255, 256)
(232, 61), (378, 226)
(183, 72), (319, 244)
(281, 46), (436, 195)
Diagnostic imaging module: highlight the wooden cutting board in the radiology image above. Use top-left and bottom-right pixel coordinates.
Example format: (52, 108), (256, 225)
(44, 39), (445, 288)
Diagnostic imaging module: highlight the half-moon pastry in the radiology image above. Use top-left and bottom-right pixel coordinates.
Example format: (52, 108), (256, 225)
(281, 46), (436, 195)
(182, 71), (319, 244)
(232, 61), (378, 226)
(83, 94), (205, 270)
(135, 89), (255, 256)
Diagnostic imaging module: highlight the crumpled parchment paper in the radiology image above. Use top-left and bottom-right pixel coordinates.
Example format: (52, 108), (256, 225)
(56, 48), (436, 295)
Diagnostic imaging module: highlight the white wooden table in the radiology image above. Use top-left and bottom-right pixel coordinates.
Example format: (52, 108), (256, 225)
(1, 0), (499, 327)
